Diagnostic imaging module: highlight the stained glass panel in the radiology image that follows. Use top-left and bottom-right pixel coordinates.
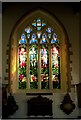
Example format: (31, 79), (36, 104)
(29, 45), (38, 89)
(19, 34), (27, 44)
(40, 33), (48, 44)
(51, 45), (60, 88)
(41, 44), (49, 89)
(37, 31), (41, 38)
(32, 18), (46, 30)
(18, 44), (27, 89)
(51, 33), (58, 43)
(30, 33), (38, 44)
(46, 27), (53, 33)
(25, 27), (32, 34)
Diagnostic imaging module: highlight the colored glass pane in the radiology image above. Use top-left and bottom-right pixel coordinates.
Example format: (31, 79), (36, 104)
(37, 19), (41, 26)
(42, 23), (46, 27)
(32, 22), (36, 27)
(37, 31), (41, 38)
(18, 44), (27, 89)
(51, 33), (58, 43)
(25, 27), (32, 34)
(46, 27), (53, 33)
(19, 34), (27, 44)
(41, 44), (49, 89)
(51, 45), (60, 88)
(37, 27), (41, 30)
(29, 45), (38, 89)
(40, 33), (48, 43)
(30, 33), (38, 44)
(32, 19), (46, 29)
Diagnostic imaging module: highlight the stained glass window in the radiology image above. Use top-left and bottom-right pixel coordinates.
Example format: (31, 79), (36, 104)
(30, 33), (38, 44)
(41, 44), (49, 89)
(18, 44), (27, 89)
(32, 18), (46, 30)
(51, 45), (60, 88)
(18, 18), (60, 90)
(40, 33), (48, 44)
(30, 45), (38, 89)
(51, 33), (58, 43)
(19, 34), (27, 44)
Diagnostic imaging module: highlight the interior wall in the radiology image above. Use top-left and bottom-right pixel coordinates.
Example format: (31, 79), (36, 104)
(2, 2), (80, 118)
(0, 1), (2, 118)
(2, 2), (80, 84)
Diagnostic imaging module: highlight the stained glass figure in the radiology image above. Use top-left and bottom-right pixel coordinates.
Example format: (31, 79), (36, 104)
(40, 33), (48, 44)
(51, 45), (60, 88)
(18, 44), (27, 89)
(51, 33), (58, 43)
(41, 44), (49, 89)
(30, 33), (38, 44)
(19, 34), (27, 44)
(30, 45), (38, 89)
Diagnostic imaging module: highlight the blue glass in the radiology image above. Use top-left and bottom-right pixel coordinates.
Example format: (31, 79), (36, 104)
(25, 27), (32, 34)
(37, 27), (41, 30)
(19, 39), (27, 44)
(51, 39), (58, 43)
(32, 33), (36, 39)
(21, 34), (26, 40)
(51, 33), (58, 43)
(40, 34), (48, 43)
(46, 27), (53, 33)
(19, 34), (27, 44)
(42, 33), (46, 39)
(32, 23), (36, 27)
(37, 19), (41, 22)
(53, 33), (58, 39)
(42, 23), (46, 27)
(30, 33), (37, 44)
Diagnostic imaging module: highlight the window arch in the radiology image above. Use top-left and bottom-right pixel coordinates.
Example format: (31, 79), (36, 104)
(9, 9), (71, 93)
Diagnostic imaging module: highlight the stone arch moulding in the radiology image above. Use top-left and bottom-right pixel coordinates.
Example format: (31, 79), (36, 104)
(9, 8), (71, 93)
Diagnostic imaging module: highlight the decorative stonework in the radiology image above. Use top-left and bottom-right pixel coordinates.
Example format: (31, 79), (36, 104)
(5, 43), (10, 81)
(60, 93), (75, 115)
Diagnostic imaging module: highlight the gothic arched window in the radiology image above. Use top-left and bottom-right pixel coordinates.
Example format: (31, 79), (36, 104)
(18, 18), (60, 90)
(10, 9), (70, 93)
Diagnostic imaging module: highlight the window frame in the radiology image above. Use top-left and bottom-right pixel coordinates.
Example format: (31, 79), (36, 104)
(9, 9), (71, 93)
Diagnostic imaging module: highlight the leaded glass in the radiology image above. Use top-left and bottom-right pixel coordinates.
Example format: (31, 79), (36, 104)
(46, 27), (53, 33)
(29, 45), (38, 89)
(37, 19), (41, 26)
(19, 34), (27, 44)
(51, 45), (60, 88)
(40, 33), (48, 43)
(32, 18), (46, 30)
(51, 33), (58, 43)
(25, 27), (32, 34)
(37, 31), (41, 39)
(37, 27), (41, 30)
(18, 44), (27, 89)
(41, 44), (49, 89)
(30, 33), (38, 44)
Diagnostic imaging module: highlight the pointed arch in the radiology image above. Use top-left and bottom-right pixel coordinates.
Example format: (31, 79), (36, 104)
(9, 8), (71, 93)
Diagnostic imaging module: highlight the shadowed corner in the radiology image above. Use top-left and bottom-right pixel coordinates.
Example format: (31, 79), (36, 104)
(0, 83), (2, 119)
